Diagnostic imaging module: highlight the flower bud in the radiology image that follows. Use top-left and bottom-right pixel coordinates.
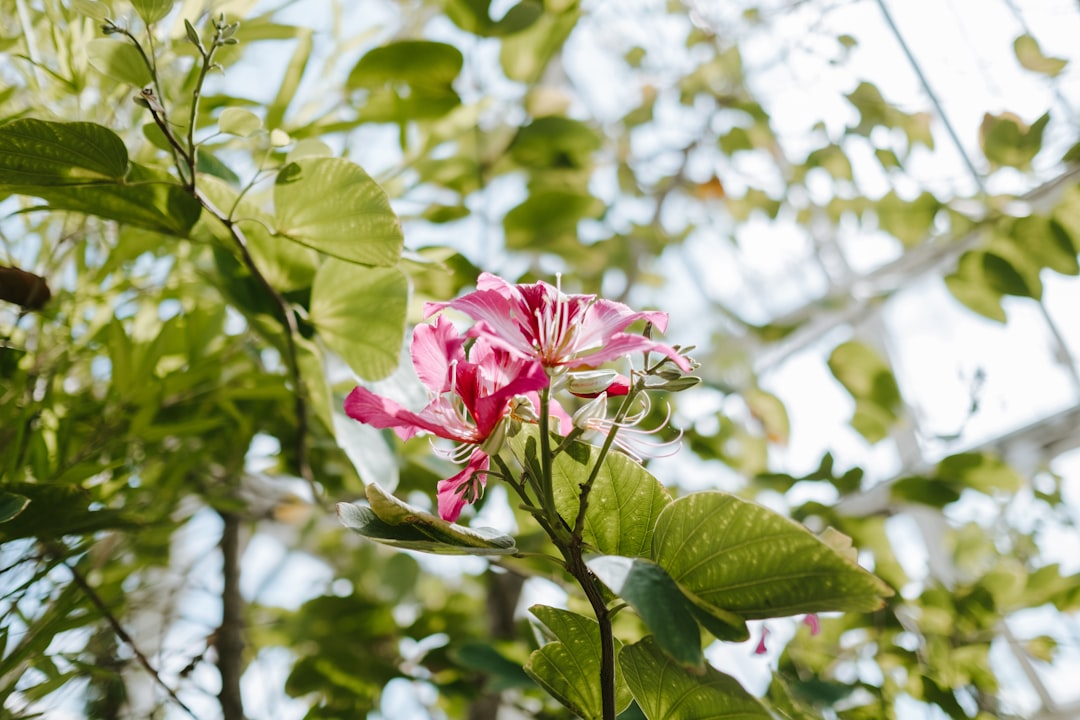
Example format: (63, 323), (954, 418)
(566, 370), (629, 398)
(508, 395), (539, 423)
(572, 393), (608, 430)
(479, 417), (508, 456)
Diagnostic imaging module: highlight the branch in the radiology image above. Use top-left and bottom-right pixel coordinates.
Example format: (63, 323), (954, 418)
(64, 559), (199, 720)
(217, 512), (245, 720)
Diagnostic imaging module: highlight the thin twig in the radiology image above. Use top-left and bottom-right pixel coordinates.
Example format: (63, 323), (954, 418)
(64, 560), (199, 720)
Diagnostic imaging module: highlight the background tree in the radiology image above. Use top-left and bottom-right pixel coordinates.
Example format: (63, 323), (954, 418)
(2, 0), (1079, 718)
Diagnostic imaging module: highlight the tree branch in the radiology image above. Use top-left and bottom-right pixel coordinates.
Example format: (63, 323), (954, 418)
(217, 511), (245, 720)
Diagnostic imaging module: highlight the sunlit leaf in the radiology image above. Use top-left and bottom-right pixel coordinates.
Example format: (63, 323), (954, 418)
(945, 250), (1007, 322)
(309, 259), (407, 380)
(218, 107), (262, 137)
(828, 340), (902, 443)
(508, 427), (672, 557)
(1014, 34), (1067, 77)
(337, 483), (518, 555)
(525, 605), (632, 720)
(87, 39), (153, 87)
(980, 112), (1049, 169)
(937, 452), (1022, 495)
(650, 492), (893, 618)
(620, 636), (771, 720)
(274, 158), (403, 266)
(586, 556), (703, 670)
(131, 0), (174, 24)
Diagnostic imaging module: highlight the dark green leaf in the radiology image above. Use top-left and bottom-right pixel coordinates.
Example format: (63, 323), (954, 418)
(525, 605), (632, 719)
(0, 493), (30, 523)
(650, 492), (893, 619)
(0, 119), (127, 186)
(587, 556), (703, 670)
(620, 636), (772, 720)
(274, 158), (403, 267)
(936, 452), (1022, 494)
(347, 41), (463, 91)
(31, 163), (201, 237)
(945, 250), (1007, 322)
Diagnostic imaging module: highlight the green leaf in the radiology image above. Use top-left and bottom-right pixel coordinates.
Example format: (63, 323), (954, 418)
(540, 430), (671, 557)
(509, 116), (602, 170)
(87, 38), (153, 87)
(0, 483), (133, 541)
(1006, 215), (1079, 276)
(444, 0), (543, 36)
(828, 340), (902, 443)
(0, 119), (128, 186)
(586, 556), (703, 671)
(504, 190), (604, 251)
(936, 452), (1022, 495)
(525, 605), (632, 719)
(309, 259), (407, 380)
(1014, 34), (1067, 77)
(71, 0), (111, 21)
(197, 175), (316, 292)
(337, 483), (518, 555)
(348, 40), (463, 91)
(982, 250), (1040, 299)
(875, 190), (940, 247)
(650, 492), (893, 619)
(620, 636), (771, 720)
(131, 0), (174, 24)
(274, 158), (403, 267)
(0, 493), (30, 523)
(980, 112), (1050, 169)
(500, 8), (581, 83)
(944, 250), (1007, 322)
(218, 107), (262, 137)
(31, 163), (201, 237)
(347, 41), (463, 123)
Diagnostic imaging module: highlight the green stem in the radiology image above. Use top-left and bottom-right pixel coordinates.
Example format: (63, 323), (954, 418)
(572, 378), (644, 540)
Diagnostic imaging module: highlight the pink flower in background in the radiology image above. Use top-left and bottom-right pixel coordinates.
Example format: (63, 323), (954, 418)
(426, 272), (691, 373)
(345, 316), (548, 521)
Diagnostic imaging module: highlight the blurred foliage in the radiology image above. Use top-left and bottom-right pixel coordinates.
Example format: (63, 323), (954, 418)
(1, 0), (1079, 718)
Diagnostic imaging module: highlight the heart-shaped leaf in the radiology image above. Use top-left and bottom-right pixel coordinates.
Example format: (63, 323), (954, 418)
(620, 636), (771, 720)
(651, 492), (893, 619)
(525, 605), (632, 720)
(274, 157), (403, 267)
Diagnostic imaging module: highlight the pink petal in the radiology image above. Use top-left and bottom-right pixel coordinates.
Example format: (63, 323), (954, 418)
(802, 614), (820, 636)
(411, 316), (465, 393)
(561, 333), (692, 372)
(437, 289), (535, 357)
(436, 450), (489, 521)
(344, 387), (477, 443)
(577, 298), (669, 348)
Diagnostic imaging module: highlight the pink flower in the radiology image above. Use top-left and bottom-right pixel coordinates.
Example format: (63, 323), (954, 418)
(426, 273), (691, 373)
(344, 316), (548, 521)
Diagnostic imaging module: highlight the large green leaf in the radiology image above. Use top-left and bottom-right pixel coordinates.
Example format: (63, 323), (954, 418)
(198, 175), (316, 292)
(509, 116), (602, 170)
(274, 158), (403, 267)
(31, 163), (201, 237)
(525, 605), (632, 720)
(508, 427), (671, 557)
(0, 119), (128, 186)
(586, 556), (703, 670)
(944, 250), (1007, 322)
(650, 492), (893, 619)
(620, 636), (771, 720)
(309, 259), (407, 380)
(444, 0), (543, 36)
(337, 484), (517, 555)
